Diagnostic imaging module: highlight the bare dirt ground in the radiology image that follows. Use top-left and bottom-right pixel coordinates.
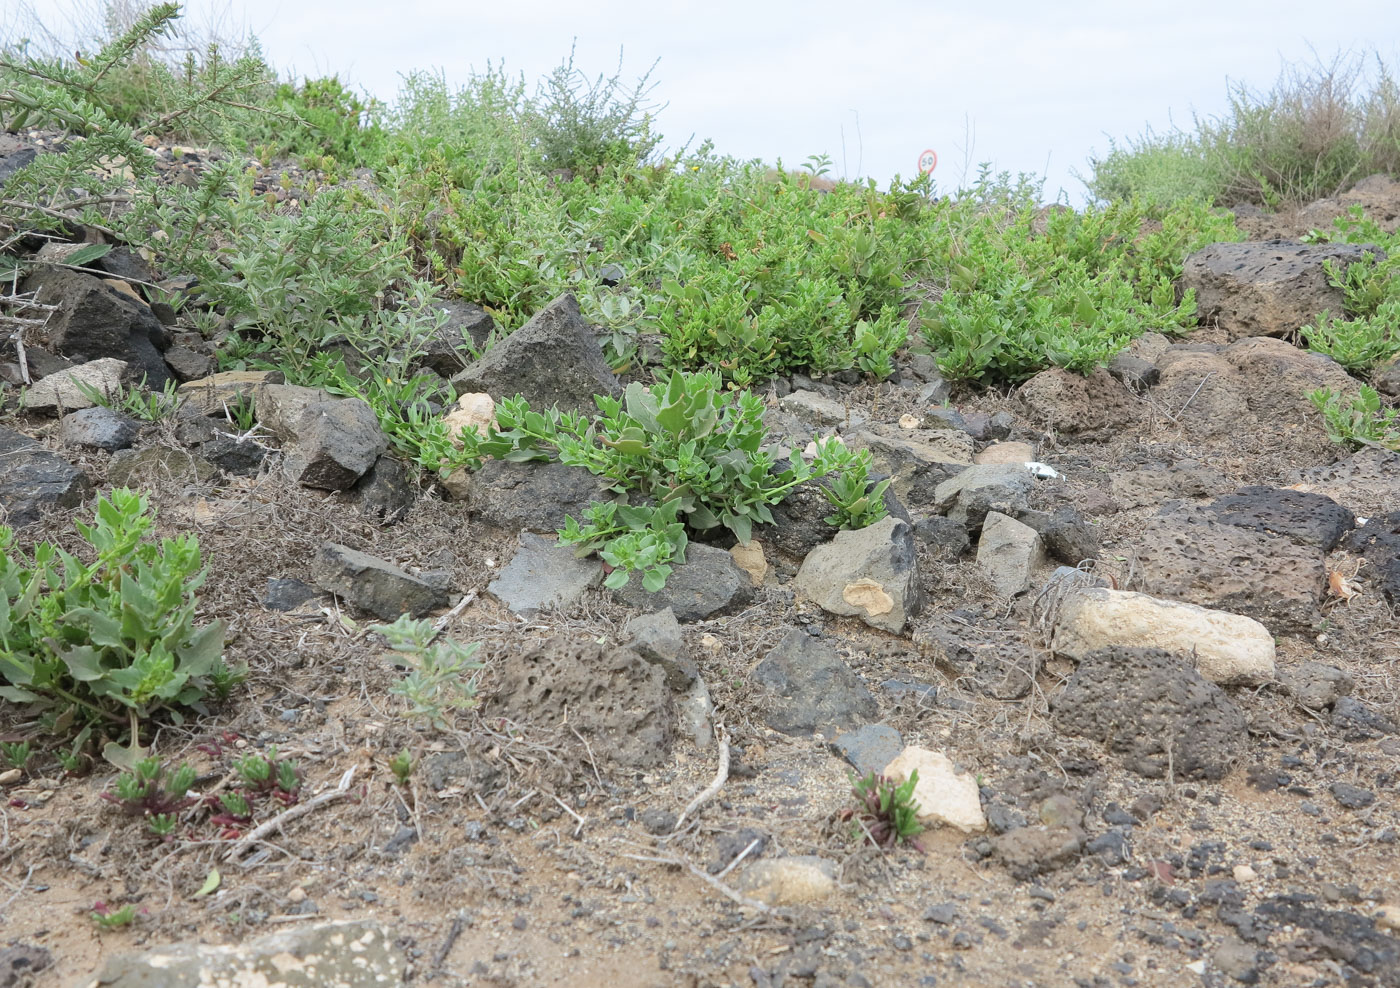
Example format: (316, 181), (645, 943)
(2, 353), (1399, 988)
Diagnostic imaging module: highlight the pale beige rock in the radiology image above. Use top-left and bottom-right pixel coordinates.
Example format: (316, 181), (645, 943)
(438, 466), (471, 499)
(842, 578), (893, 615)
(442, 392), (495, 447)
(1374, 905), (1400, 931)
(974, 441), (1035, 465)
(22, 358), (126, 412)
(1232, 864), (1258, 883)
(881, 747), (986, 833)
(898, 413), (920, 430)
(730, 540), (769, 586)
(735, 856), (837, 906)
(102, 278), (143, 302)
(1051, 587), (1276, 686)
(179, 370), (281, 414)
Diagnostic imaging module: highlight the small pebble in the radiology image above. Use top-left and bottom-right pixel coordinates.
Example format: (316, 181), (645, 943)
(288, 887), (306, 904)
(1232, 864), (1257, 883)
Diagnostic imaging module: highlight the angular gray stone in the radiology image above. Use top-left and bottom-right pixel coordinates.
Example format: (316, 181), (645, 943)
(753, 629), (878, 737)
(263, 577), (320, 612)
(1206, 485), (1355, 551)
(488, 532), (602, 618)
(281, 397), (388, 490)
(976, 511), (1047, 595)
(0, 427), (91, 526)
(200, 436), (269, 476)
(1376, 354), (1400, 397)
(491, 636), (674, 768)
(912, 513), (971, 560)
(932, 463), (1036, 529)
(450, 293), (618, 414)
(455, 458), (611, 532)
(1283, 661), (1354, 710)
(1050, 646), (1248, 780)
(1182, 240), (1385, 339)
(161, 344), (214, 382)
(60, 405), (139, 451)
(1009, 506), (1100, 565)
(794, 516), (922, 633)
(417, 298), (496, 376)
(613, 543), (753, 622)
(252, 383), (326, 440)
(20, 266), (172, 387)
(107, 446), (216, 487)
(350, 455), (418, 523)
(842, 426), (972, 505)
(622, 607), (698, 690)
(92, 920), (401, 988)
(21, 357), (126, 413)
(779, 389), (866, 430)
(311, 543), (450, 620)
(831, 724), (903, 777)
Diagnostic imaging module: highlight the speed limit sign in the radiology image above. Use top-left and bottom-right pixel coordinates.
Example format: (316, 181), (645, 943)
(918, 149), (938, 174)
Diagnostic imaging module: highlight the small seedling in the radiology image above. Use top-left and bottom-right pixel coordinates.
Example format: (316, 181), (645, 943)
(217, 791), (251, 820)
(102, 758), (198, 819)
(90, 902), (138, 929)
(389, 749), (413, 785)
(372, 616), (485, 730)
(1, 741), (31, 771)
(840, 770), (925, 850)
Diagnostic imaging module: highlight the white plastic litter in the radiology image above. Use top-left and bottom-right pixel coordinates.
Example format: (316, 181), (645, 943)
(1025, 461), (1059, 480)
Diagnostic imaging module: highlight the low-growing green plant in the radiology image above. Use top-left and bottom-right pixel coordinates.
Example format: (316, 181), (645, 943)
(388, 749), (413, 785)
(73, 376), (182, 422)
(821, 459), (891, 531)
(90, 901), (138, 929)
(232, 745), (301, 803)
(460, 370), (879, 589)
(0, 489), (240, 767)
(1, 739), (31, 770)
(101, 756), (197, 835)
(1310, 385), (1400, 450)
(840, 770), (925, 850)
(1302, 304), (1400, 372)
(371, 615), (485, 730)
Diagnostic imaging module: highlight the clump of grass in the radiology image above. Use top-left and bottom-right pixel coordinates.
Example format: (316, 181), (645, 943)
(1085, 50), (1400, 208)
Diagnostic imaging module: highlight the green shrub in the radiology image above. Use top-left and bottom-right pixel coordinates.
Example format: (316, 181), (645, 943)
(371, 615), (484, 730)
(1085, 51), (1400, 208)
(0, 489), (239, 767)
(1311, 385), (1400, 450)
(459, 370), (884, 590)
(1299, 209), (1400, 371)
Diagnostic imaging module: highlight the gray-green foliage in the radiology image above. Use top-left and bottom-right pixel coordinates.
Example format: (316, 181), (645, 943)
(371, 615), (484, 731)
(1311, 385), (1400, 451)
(0, 489), (238, 767)
(459, 370), (885, 590)
(0, 2), (276, 226)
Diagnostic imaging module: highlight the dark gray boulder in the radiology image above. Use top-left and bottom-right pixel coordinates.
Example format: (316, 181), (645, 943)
(1050, 646), (1247, 780)
(450, 294), (618, 413)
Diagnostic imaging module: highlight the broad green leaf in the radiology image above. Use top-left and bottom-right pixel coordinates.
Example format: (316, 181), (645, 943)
(193, 868), (221, 898)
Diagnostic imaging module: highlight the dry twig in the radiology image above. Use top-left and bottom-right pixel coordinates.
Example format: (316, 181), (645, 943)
(226, 766), (357, 864)
(670, 723), (730, 835)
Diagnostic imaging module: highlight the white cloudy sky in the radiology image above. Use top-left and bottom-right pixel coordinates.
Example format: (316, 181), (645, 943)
(14, 0), (1400, 200)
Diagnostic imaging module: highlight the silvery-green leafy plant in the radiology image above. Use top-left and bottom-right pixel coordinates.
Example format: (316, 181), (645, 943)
(371, 615), (485, 730)
(459, 369), (881, 589)
(0, 489), (238, 767)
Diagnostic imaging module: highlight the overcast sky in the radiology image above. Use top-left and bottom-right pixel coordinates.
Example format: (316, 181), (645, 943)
(16, 0), (1400, 201)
